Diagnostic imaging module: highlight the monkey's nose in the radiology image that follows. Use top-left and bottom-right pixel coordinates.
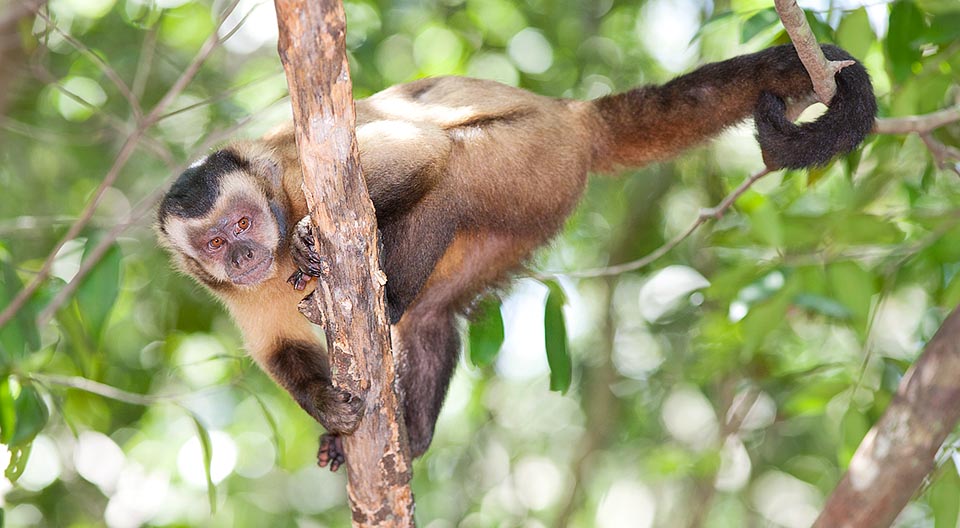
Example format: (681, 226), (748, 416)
(230, 243), (257, 268)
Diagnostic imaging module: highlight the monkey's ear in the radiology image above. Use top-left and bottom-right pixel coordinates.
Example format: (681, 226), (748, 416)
(228, 142), (284, 189)
(250, 154), (282, 188)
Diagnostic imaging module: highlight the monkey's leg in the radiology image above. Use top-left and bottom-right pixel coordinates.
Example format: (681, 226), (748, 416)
(393, 309), (459, 457)
(393, 231), (539, 457)
(379, 205), (457, 323)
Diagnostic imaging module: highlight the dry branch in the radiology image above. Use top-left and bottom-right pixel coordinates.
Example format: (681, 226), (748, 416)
(273, 0), (415, 525)
(813, 307), (960, 528)
(773, 0), (855, 104)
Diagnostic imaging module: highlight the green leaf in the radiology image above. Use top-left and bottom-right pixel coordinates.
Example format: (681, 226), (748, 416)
(248, 392), (284, 465)
(468, 297), (504, 367)
(731, 0), (773, 15)
(792, 293), (852, 320)
(0, 378), (15, 445)
(0, 259), (40, 363)
(806, 163), (833, 187)
(76, 240), (122, 344)
(929, 13), (960, 43)
(827, 262), (876, 329)
(929, 457), (960, 528)
(741, 276), (800, 356)
(782, 378), (851, 416)
(943, 271), (960, 307)
(804, 10), (835, 42)
(543, 281), (571, 394)
(741, 8), (778, 43)
(10, 385), (48, 447)
(843, 143), (864, 179)
(917, 0), (960, 14)
(886, 1), (926, 83)
(836, 8), (874, 59)
(830, 214), (903, 245)
(839, 408), (869, 468)
(0, 379), (48, 448)
(748, 199), (784, 246)
(695, 10), (735, 40)
(191, 415), (217, 514)
(4, 444), (31, 483)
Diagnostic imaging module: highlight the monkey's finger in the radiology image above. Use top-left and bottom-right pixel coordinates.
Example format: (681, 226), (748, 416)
(287, 270), (310, 290)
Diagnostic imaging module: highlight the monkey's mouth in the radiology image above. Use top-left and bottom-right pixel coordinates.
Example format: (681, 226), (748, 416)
(232, 255), (275, 286)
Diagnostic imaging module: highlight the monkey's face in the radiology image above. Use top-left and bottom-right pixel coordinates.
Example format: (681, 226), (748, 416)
(191, 196), (278, 286)
(160, 178), (283, 289)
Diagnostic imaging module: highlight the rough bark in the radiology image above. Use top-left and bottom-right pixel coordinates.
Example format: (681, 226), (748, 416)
(773, 0), (854, 105)
(273, 1), (415, 525)
(813, 306), (960, 528)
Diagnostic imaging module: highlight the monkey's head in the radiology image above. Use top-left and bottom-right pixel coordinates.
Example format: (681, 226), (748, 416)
(156, 146), (287, 289)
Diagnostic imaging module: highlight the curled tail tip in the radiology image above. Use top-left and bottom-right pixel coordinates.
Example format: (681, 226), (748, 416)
(756, 53), (878, 170)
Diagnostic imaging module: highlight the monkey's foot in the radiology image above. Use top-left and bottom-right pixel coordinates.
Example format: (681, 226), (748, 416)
(318, 433), (346, 472)
(315, 385), (365, 435)
(289, 216), (329, 287)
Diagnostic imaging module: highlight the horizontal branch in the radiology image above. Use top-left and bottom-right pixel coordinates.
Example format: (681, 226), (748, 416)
(874, 106), (960, 134)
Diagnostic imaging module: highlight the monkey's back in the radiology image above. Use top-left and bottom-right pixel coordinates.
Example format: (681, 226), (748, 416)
(356, 77), (597, 236)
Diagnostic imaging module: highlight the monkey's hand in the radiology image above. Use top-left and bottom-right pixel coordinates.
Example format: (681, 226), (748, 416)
(288, 215), (329, 291)
(317, 433), (347, 472)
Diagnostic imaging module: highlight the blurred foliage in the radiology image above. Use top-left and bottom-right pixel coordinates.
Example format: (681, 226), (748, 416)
(0, 0), (959, 526)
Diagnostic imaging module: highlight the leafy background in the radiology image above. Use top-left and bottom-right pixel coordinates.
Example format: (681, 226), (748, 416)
(1, 0), (959, 526)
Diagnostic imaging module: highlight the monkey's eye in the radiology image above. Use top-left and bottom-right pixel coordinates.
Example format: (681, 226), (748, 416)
(236, 217), (250, 233)
(208, 237), (225, 250)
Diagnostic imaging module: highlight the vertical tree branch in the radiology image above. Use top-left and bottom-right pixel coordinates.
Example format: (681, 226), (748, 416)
(773, 0), (855, 104)
(813, 307), (960, 528)
(273, 1), (415, 525)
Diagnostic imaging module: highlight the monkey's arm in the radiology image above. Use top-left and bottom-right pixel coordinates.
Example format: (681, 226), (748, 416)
(264, 338), (364, 434)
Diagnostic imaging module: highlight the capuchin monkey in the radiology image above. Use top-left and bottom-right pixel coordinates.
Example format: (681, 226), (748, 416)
(156, 44), (877, 470)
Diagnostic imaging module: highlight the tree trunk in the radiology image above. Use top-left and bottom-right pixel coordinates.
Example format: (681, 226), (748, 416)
(814, 306), (960, 527)
(273, 1), (415, 525)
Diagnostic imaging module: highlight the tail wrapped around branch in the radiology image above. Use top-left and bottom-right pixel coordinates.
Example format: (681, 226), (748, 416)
(590, 44), (877, 172)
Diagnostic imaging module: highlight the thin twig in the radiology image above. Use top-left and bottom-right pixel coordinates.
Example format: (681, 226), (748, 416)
(34, 10), (144, 121)
(919, 133), (960, 178)
(141, 0), (242, 125)
(0, 131), (144, 328)
(0, 0), (241, 331)
(27, 373), (226, 406)
(536, 167), (772, 280)
(131, 27), (158, 102)
(157, 73), (280, 122)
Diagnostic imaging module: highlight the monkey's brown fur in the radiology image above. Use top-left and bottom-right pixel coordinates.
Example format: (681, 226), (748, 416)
(157, 44), (876, 464)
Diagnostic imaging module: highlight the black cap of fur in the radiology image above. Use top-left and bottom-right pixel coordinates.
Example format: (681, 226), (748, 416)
(157, 150), (249, 231)
(754, 45), (877, 170)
